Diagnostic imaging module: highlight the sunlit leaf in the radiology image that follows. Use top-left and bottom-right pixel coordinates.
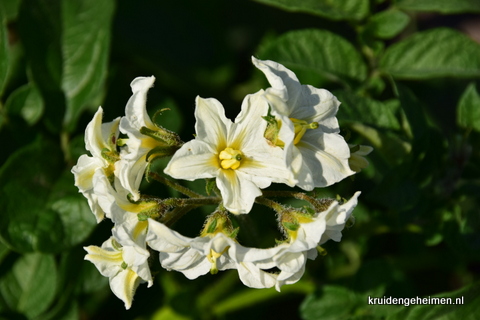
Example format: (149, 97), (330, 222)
(61, 0), (115, 132)
(397, 0), (480, 14)
(257, 29), (367, 84)
(365, 9), (410, 39)
(253, 0), (369, 20)
(0, 3), (10, 97)
(381, 28), (480, 79)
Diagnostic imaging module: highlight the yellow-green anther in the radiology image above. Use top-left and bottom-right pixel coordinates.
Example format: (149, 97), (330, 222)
(290, 118), (319, 145)
(219, 147), (244, 170)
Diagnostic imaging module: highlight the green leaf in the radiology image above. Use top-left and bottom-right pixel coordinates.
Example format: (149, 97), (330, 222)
(300, 285), (362, 320)
(4, 84), (44, 125)
(0, 139), (96, 253)
(380, 28), (480, 79)
(0, 253), (57, 318)
(253, 0), (369, 21)
(335, 91), (401, 130)
(0, 3), (10, 97)
(257, 29), (368, 84)
(365, 9), (410, 39)
(18, 0), (65, 132)
(387, 281), (480, 320)
(61, 0), (115, 132)
(457, 83), (480, 131)
(397, 0), (480, 14)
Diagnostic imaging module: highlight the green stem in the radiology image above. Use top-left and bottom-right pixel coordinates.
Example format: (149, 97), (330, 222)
(261, 190), (326, 211)
(160, 204), (201, 227)
(149, 171), (203, 198)
(163, 197), (221, 207)
(255, 197), (284, 213)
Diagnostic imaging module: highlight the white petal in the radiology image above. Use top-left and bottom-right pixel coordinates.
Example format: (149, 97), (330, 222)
(296, 130), (355, 188)
(164, 140), (220, 181)
(237, 262), (277, 289)
(216, 170), (262, 214)
(122, 76), (156, 132)
(109, 268), (141, 310)
(71, 154), (104, 192)
(146, 219), (191, 252)
(194, 96), (231, 147)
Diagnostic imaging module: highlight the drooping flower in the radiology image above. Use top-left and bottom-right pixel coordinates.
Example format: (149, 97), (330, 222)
(146, 214), (278, 289)
(84, 237), (152, 310)
(118, 76), (181, 201)
(164, 92), (294, 214)
(71, 107), (120, 222)
(237, 191), (361, 291)
(252, 57), (355, 191)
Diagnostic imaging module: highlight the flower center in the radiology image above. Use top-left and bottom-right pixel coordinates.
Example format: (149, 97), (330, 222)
(290, 118), (319, 145)
(219, 147), (244, 170)
(206, 246), (230, 274)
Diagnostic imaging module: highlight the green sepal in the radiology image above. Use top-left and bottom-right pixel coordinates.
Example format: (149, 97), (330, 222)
(205, 178), (216, 196)
(228, 227), (240, 239)
(137, 213), (149, 221)
(282, 221), (300, 231)
(317, 246), (328, 256)
(121, 261), (128, 269)
(101, 148), (120, 163)
(304, 206), (316, 215)
(349, 144), (360, 153)
(206, 218), (218, 234)
(140, 125), (182, 146)
(146, 145), (178, 162)
(152, 107), (171, 125)
(111, 239), (122, 251)
(261, 106), (276, 124)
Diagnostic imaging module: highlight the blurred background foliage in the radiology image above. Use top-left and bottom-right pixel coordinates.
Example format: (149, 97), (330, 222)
(1, 0), (480, 319)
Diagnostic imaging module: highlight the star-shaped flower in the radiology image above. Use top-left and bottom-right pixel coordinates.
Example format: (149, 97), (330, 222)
(252, 57), (355, 191)
(164, 92), (294, 214)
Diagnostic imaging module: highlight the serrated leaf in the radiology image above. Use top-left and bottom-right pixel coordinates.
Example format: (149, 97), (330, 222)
(397, 0), (480, 14)
(0, 253), (57, 318)
(257, 29), (367, 84)
(457, 83), (480, 131)
(0, 139), (96, 253)
(335, 91), (401, 130)
(0, 3), (10, 97)
(380, 28), (480, 79)
(365, 9), (410, 39)
(4, 83), (44, 125)
(61, 0), (115, 132)
(253, 0), (369, 21)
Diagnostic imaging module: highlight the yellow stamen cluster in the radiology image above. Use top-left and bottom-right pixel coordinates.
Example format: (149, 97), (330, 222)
(219, 147), (244, 170)
(290, 118), (319, 145)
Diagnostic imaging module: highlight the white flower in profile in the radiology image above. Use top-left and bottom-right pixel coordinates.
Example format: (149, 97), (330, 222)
(146, 219), (277, 289)
(84, 237), (152, 310)
(164, 92), (294, 214)
(319, 191), (361, 245)
(117, 76), (157, 201)
(252, 57), (355, 191)
(71, 107), (120, 222)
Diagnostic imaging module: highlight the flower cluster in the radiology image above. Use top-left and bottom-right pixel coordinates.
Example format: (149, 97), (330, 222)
(73, 57), (369, 309)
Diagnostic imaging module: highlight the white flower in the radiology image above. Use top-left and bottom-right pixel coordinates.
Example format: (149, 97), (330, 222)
(71, 107), (120, 222)
(252, 57), (355, 191)
(93, 172), (155, 248)
(164, 92), (294, 214)
(118, 76), (177, 201)
(238, 191), (361, 291)
(84, 237), (152, 310)
(319, 191), (361, 245)
(146, 219), (277, 288)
